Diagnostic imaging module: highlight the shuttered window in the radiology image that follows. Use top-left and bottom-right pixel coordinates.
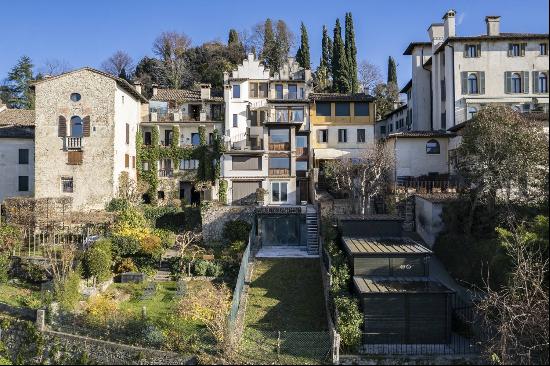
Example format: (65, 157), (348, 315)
(533, 71), (549, 93)
(125, 123), (130, 144)
(83, 116), (90, 137)
(461, 72), (485, 95)
(232, 156), (262, 170)
(67, 151), (83, 165)
(125, 154), (129, 168)
(505, 72), (529, 94)
(508, 43), (526, 57)
(464, 44), (481, 58)
(58, 116), (67, 137)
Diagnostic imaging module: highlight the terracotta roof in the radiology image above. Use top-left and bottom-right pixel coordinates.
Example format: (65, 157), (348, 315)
(434, 32), (549, 54)
(386, 130), (456, 138)
(354, 276), (454, 294)
(31, 67), (148, 103)
(403, 41), (432, 55)
(382, 103), (408, 120)
(309, 92), (374, 102)
(0, 108), (35, 126)
(150, 88), (223, 103)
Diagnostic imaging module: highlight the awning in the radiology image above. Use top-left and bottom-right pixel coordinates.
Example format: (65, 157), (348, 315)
(313, 148), (363, 160)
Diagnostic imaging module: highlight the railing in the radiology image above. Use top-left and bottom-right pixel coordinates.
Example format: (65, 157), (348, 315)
(158, 169), (174, 177)
(269, 142), (290, 151)
(296, 147), (308, 157)
(269, 168), (290, 176)
(392, 178), (458, 193)
(147, 110), (223, 123)
(64, 137), (82, 150)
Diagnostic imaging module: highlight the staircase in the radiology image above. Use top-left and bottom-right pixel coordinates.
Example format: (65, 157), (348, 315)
(306, 206), (320, 255)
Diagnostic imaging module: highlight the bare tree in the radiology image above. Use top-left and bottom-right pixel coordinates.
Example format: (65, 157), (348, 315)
(40, 59), (72, 76)
(42, 236), (77, 285)
(153, 31), (192, 88)
(101, 50), (134, 77)
(239, 24), (264, 57)
(358, 60), (382, 94)
(373, 82), (399, 120)
(175, 230), (203, 276)
(324, 142), (394, 214)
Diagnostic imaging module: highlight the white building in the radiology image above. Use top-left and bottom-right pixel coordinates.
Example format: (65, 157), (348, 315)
(0, 106), (35, 203)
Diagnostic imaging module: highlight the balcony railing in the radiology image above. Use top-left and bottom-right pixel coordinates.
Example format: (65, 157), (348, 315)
(295, 147), (308, 157)
(147, 110), (224, 123)
(269, 168), (290, 176)
(158, 169), (174, 178)
(64, 137), (82, 150)
(269, 142), (290, 151)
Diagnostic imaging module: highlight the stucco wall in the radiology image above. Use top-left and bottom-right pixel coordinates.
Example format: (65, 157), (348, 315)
(415, 195), (445, 247)
(0, 137), (35, 202)
(393, 137), (449, 178)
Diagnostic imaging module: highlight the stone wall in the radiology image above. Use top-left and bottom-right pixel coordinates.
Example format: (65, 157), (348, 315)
(200, 204), (256, 244)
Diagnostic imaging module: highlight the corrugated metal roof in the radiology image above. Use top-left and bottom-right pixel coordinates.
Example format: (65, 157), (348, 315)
(342, 236), (432, 255)
(354, 276), (454, 294)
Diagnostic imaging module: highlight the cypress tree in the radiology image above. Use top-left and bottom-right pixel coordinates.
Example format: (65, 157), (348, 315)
(228, 29), (239, 45)
(261, 19), (276, 70)
(387, 56), (397, 85)
(320, 25), (331, 70)
(274, 20), (291, 73)
(296, 22), (311, 69)
(332, 19), (350, 93)
(344, 13), (358, 93)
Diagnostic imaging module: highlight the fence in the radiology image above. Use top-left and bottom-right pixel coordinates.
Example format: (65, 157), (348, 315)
(393, 179), (458, 193)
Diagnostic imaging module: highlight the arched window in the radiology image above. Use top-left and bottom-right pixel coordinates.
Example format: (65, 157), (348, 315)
(467, 106), (478, 120)
(426, 139), (440, 154)
(70, 116), (83, 137)
(511, 73), (522, 93)
(538, 72), (548, 93)
(468, 73), (478, 94)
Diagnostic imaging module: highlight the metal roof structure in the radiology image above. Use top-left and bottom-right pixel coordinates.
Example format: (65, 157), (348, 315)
(342, 236), (432, 256)
(353, 276), (454, 294)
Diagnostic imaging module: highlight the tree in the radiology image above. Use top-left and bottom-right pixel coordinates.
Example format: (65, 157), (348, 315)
(373, 82), (399, 119)
(332, 19), (350, 93)
(228, 29), (239, 45)
(344, 13), (358, 93)
(101, 50), (133, 77)
(315, 25), (332, 92)
(358, 60), (383, 94)
(324, 142), (394, 214)
(295, 22), (311, 69)
(476, 218), (549, 365)
(456, 105), (549, 233)
(274, 20), (294, 74)
(387, 56), (397, 86)
(83, 242), (112, 284)
(185, 41), (240, 90)
(40, 59), (72, 76)
(1, 56), (35, 109)
(260, 19), (276, 69)
(153, 31), (192, 88)
(134, 56), (167, 98)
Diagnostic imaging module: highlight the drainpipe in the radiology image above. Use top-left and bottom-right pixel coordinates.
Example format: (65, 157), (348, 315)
(448, 44), (456, 130)
(421, 48), (434, 130)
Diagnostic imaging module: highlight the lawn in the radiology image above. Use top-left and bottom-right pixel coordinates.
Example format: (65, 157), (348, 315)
(0, 281), (42, 309)
(238, 259), (331, 365)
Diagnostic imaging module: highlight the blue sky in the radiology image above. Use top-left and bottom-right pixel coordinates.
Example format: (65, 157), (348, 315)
(1, 0), (548, 89)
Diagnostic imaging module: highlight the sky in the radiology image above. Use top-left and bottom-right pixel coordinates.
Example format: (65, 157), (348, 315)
(0, 0), (548, 90)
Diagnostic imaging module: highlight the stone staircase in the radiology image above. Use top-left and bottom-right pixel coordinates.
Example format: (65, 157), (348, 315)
(306, 206), (320, 255)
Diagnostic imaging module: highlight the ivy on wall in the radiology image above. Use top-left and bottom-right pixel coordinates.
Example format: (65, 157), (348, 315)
(218, 179), (228, 204)
(136, 125), (225, 204)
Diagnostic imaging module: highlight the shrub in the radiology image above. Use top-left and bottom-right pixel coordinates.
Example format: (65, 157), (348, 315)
(82, 245), (112, 282)
(19, 260), (48, 283)
(333, 296), (362, 350)
(84, 294), (118, 326)
(229, 240), (247, 255)
(153, 228), (176, 248)
(142, 323), (165, 347)
(115, 258), (138, 274)
(0, 223), (22, 253)
(111, 235), (141, 258)
(222, 220), (251, 244)
(193, 260), (223, 277)
(0, 254), (10, 284)
(55, 270), (81, 311)
(139, 234), (163, 259)
(106, 198), (130, 212)
(193, 259), (210, 276)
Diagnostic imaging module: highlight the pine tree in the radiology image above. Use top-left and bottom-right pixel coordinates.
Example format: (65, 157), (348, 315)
(3, 56), (35, 109)
(296, 22), (311, 69)
(387, 56), (397, 86)
(261, 19), (276, 69)
(345, 13), (358, 93)
(332, 19), (350, 93)
(228, 29), (239, 45)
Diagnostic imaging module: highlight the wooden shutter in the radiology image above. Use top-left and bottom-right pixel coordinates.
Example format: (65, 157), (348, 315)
(479, 72), (486, 94)
(58, 116), (67, 137)
(522, 71), (530, 93)
(125, 123), (130, 144)
(533, 71), (539, 93)
(132, 156), (136, 168)
(505, 72), (512, 94)
(83, 116), (90, 137)
(67, 151), (83, 165)
(476, 44), (481, 57)
(125, 154), (129, 168)
(520, 43), (526, 56)
(461, 72), (468, 95)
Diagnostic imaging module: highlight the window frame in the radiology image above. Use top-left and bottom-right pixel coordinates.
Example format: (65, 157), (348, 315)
(233, 114), (238, 128)
(318, 129), (328, 143)
(467, 73), (479, 94)
(354, 102), (370, 116)
(338, 128), (347, 143)
(18, 149), (29, 164)
(538, 72), (548, 93)
(316, 102), (331, 116)
(540, 43), (548, 56)
(70, 116), (83, 137)
(335, 102), (350, 116)
(271, 181), (288, 203)
(232, 84), (241, 98)
(357, 128), (366, 143)
(61, 177), (74, 193)
(511, 72), (522, 93)
(70, 93), (81, 102)
(18, 176), (29, 192)
(466, 44), (479, 58)
(275, 84), (283, 99)
(426, 139), (441, 155)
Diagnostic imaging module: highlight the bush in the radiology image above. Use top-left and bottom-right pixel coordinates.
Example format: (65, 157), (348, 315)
(223, 220), (251, 243)
(115, 258), (138, 274)
(82, 245), (112, 282)
(106, 198), (130, 212)
(229, 240), (247, 255)
(153, 228), (176, 248)
(84, 294), (118, 326)
(139, 234), (163, 259)
(56, 270), (81, 311)
(193, 260), (223, 277)
(18, 260), (48, 283)
(333, 296), (362, 350)
(111, 235), (141, 258)
(0, 254), (10, 284)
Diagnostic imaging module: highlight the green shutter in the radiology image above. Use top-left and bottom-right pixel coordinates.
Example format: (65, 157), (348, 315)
(533, 71), (539, 93)
(461, 72), (468, 95)
(520, 43), (526, 56)
(522, 71), (529, 93)
(505, 72), (512, 94)
(479, 72), (486, 94)
(476, 44), (481, 57)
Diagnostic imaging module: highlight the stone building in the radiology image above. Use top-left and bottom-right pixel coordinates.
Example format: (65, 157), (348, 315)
(32, 68), (147, 211)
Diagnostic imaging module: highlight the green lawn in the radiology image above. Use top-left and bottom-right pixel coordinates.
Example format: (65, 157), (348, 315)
(0, 282), (42, 309)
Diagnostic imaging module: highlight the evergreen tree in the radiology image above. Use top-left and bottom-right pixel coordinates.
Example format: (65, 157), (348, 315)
(274, 20), (292, 73)
(118, 67), (129, 82)
(228, 29), (239, 45)
(320, 25), (331, 71)
(332, 19), (350, 93)
(387, 56), (397, 85)
(260, 19), (276, 69)
(134, 56), (167, 98)
(2, 56), (35, 109)
(295, 22), (311, 69)
(344, 12), (358, 93)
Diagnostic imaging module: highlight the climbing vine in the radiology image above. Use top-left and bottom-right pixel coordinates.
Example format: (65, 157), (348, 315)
(136, 125), (224, 204)
(218, 179), (228, 204)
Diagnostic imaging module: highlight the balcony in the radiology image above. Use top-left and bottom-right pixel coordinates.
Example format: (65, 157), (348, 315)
(295, 147), (308, 157)
(158, 169), (174, 178)
(269, 168), (290, 176)
(63, 137), (82, 151)
(147, 110), (224, 123)
(269, 142), (290, 151)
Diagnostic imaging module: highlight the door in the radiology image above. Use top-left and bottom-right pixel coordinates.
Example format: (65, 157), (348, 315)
(260, 215), (302, 246)
(232, 181), (261, 205)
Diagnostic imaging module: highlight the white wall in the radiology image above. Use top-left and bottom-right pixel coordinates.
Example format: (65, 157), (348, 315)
(411, 45), (433, 130)
(415, 195), (445, 248)
(0, 138), (34, 202)
(311, 124), (374, 149)
(393, 137), (450, 177)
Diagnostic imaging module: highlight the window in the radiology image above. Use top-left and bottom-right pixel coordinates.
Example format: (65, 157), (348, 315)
(249, 82), (258, 98)
(18, 149), (29, 164)
(191, 133), (200, 146)
(296, 135), (308, 148)
(511, 72), (522, 93)
(125, 123), (130, 144)
(288, 84), (297, 99)
(180, 159), (199, 170)
(465, 44), (480, 58)
(232, 156), (261, 170)
(275, 84), (283, 99)
(290, 107), (304, 122)
(211, 104), (223, 120)
(144, 131), (152, 145)
(357, 129), (366, 143)
(338, 129), (347, 143)
(316, 102), (331, 116)
(125, 154), (129, 168)
(143, 162), (149, 171)
(335, 102), (350, 116)
(271, 182), (288, 203)
(508, 43), (525, 57)
(354, 102), (369, 116)
(441, 112), (446, 129)
(233, 84), (240, 98)
(269, 129), (289, 144)
(233, 114), (238, 127)
(158, 191), (165, 200)
(18, 176), (29, 192)
(132, 156), (136, 169)
(259, 83), (268, 98)
(426, 139), (440, 154)
(70, 93), (81, 102)
(538, 72), (548, 93)
(468, 73), (478, 94)
(70, 116), (83, 137)
(209, 133), (214, 145)
(467, 106), (478, 120)
(61, 177), (73, 193)
(389, 124), (394, 132)
(380, 125), (386, 135)
(296, 161), (308, 171)
(299, 87), (305, 99)
(318, 129), (328, 143)
(275, 108), (289, 122)
(540, 43), (548, 56)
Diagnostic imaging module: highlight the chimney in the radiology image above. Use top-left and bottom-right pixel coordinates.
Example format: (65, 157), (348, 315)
(486, 16), (501, 36)
(443, 9), (456, 39)
(428, 23), (445, 51)
(133, 81), (142, 95)
(200, 84), (211, 100)
(152, 84), (158, 96)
